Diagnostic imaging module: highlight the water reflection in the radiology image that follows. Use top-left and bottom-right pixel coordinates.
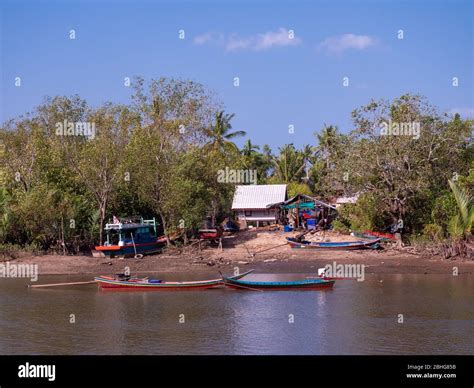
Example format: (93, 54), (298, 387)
(0, 273), (472, 354)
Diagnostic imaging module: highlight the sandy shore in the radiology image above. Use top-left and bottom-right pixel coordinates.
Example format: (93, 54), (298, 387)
(10, 230), (474, 276)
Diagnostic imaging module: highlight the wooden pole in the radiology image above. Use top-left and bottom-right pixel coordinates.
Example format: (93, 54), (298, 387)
(28, 281), (96, 288)
(131, 233), (137, 256)
(296, 202), (300, 229)
(251, 242), (288, 256)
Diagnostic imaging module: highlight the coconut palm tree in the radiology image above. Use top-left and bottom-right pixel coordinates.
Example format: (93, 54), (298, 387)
(241, 139), (261, 171)
(205, 111), (246, 154)
(300, 144), (316, 181)
(315, 125), (339, 169)
(448, 180), (474, 240)
(271, 144), (306, 183)
(241, 139), (260, 157)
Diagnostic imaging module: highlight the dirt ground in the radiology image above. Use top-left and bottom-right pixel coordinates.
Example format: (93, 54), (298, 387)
(10, 229), (473, 277)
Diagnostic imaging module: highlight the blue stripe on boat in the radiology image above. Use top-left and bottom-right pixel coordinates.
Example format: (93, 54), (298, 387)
(229, 278), (329, 286)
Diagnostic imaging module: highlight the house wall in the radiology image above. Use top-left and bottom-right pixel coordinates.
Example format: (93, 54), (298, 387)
(234, 209), (277, 226)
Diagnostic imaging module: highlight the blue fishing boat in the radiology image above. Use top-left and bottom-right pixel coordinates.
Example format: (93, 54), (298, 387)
(95, 217), (167, 258)
(286, 237), (381, 250)
(222, 273), (335, 290)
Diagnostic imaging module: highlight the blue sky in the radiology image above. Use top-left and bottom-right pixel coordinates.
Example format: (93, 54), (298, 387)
(1, 0), (473, 149)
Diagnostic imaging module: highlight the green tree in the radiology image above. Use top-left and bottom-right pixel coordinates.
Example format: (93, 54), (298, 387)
(270, 144), (306, 183)
(0, 187), (11, 243)
(315, 125), (339, 169)
(205, 111), (246, 154)
(65, 104), (138, 244)
(332, 94), (472, 232)
(447, 180), (473, 240)
(287, 182), (313, 198)
(126, 78), (227, 234)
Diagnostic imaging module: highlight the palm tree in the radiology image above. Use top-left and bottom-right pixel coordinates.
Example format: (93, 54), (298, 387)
(241, 139), (260, 157)
(272, 144), (306, 183)
(205, 111), (246, 153)
(241, 139), (261, 171)
(315, 125), (339, 169)
(448, 180), (474, 240)
(300, 144), (315, 181)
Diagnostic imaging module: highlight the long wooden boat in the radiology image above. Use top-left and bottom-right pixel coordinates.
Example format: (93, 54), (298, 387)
(352, 231), (380, 240)
(363, 230), (397, 241)
(286, 237), (381, 250)
(222, 275), (335, 290)
(95, 270), (254, 290)
(352, 231), (395, 242)
(198, 228), (223, 240)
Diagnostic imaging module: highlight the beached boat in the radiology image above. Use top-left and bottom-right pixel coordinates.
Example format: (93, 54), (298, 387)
(95, 270), (254, 290)
(198, 228), (223, 240)
(95, 217), (167, 258)
(286, 237), (381, 250)
(352, 231), (382, 241)
(222, 274), (335, 290)
(362, 230), (397, 241)
(352, 231), (395, 242)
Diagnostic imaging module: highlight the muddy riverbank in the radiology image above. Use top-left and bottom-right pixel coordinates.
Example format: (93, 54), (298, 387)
(8, 230), (473, 277)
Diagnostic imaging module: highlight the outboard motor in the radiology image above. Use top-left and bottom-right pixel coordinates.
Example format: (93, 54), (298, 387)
(114, 273), (131, 281)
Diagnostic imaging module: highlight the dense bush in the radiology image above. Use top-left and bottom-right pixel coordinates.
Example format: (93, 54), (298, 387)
(0, 89), (472, 254)
(336, 193), (388, 232)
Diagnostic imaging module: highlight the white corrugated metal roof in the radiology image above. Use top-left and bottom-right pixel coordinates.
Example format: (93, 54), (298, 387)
(336, 194), (360, 204)
(232, 184), (287, 210)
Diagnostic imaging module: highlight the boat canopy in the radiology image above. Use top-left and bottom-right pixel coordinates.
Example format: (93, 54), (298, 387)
(281, 202), (315, 210)
(268, 194), (336, 210)
(104, 217), (157, 234)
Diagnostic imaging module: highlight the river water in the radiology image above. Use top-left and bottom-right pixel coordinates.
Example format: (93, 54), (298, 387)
(0, 272), (472, 355)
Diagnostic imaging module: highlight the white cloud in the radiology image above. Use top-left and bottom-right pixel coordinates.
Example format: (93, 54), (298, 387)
(193, 32), (223, 45)
(225, 35), (253, 51)
(193, 28), (301, 52)
(193, 32), (213, 45)
(251, 28), (302, 51)
(319, 34), (376, 55)
(449, 107), (474, 117)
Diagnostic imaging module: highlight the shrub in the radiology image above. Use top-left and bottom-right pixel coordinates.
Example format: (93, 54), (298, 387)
(287, 182), (313, 198)
(422, 223), (444, 241)
(332, 219), (350, 233)
(431, 192), (458, 232)
(336, 193), (386, 231)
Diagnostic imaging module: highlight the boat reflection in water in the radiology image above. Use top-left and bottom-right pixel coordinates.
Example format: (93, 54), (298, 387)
(2, 273), (472, 354)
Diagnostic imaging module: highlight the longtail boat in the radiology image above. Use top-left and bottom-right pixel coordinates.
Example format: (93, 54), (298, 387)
(286, 237), (381, 250)
(95, 217), (167, 258)
(362, 230), (397, 241)
(198, 228), (223, 240)
(352, 231), (395, 242)
(222, 274), (335, 290)
(352, 231), (382, 241)
(95, 270), (254, 290)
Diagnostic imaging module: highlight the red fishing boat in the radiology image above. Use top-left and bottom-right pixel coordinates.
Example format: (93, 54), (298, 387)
(95, 270), (254, 291)
(363, 230), (397, 241)
(198, 228), (223, 240)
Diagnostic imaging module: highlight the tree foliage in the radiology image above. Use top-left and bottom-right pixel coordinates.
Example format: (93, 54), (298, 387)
(0, 88), (472, 253)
